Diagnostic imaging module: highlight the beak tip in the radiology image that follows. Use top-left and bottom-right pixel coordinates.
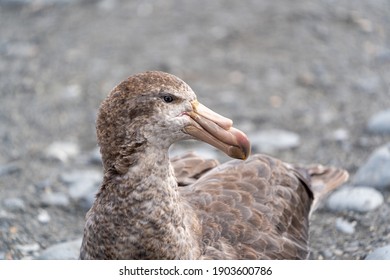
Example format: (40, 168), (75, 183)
(232, 129), (251, 160)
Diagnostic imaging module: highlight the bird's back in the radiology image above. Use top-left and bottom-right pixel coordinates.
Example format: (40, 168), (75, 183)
(173, 152), (348, 259)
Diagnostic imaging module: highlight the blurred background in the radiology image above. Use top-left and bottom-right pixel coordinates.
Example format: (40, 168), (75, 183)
(0, 0), (390, 260)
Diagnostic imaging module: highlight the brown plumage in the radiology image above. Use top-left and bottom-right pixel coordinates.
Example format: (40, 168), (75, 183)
(80, 71), (348, 260)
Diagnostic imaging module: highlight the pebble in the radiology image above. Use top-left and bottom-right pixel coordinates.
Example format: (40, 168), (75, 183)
(88, 147), (102, 165)
(44, 141), (80, 162)
(249, 129), (301, 153)
(365, 244), (390, 260)
(3, 197), (26, 212)
(326, 186), (384, 212)
(16, 243), (40, 254)
(353, 143), (390, 189)
(329, 128), (349, 142)
(0, 163), (21, 177)
(41, 192), (70, 207)
(4, 42), (38, 58)
(60, 169), (102, 200)
(367, 110), (390, 134)
(335, 217), (356, 234)
(352, 76), (381, 94)
(36, 238), (82, 260)
(37, 209), (51, 224)
(35, 178), (52, 190)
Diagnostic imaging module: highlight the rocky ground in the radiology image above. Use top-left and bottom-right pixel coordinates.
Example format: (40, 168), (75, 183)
(1, 0), (390, 260)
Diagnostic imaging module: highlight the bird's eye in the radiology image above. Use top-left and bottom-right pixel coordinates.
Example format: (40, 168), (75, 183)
(162, 94), (175, 103)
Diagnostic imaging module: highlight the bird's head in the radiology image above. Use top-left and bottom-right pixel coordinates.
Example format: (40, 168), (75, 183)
(97, 71), (250, 172)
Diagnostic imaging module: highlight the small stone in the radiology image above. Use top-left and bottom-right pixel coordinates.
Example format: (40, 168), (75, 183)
(45, 141), (79, 162)
(3, 197), (26, 212)
(353, 76), (380, 94)
(37, 238), (82, 260)
(88, 147), (102, 165)
(37, 209), (51, 224)
(41, 192), (70, 207)
(0, 163), (21, 177)
(60, 169), (102, 200)
(353, 143), (390, 189)
(35, 178), (52, 190)
(61, 84), (81, 100)
(296, 72), (316, 87)
(344, 241), (360, 253)
(335, 218), (356, 234)
(333, 248), (343, 256)
(249, 129), (300, 153)
(326, 186), (384, 212)
(367, 110), (390, 134)
(5, 42), (38, 58)
(365, 244), (390, 260)
(16, 243), (40, 254)
(321, 249), (333, 259)
(330, 128), (349, 142)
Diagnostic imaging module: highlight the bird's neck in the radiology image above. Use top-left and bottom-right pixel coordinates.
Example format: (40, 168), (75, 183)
(96, 145), (201, 259)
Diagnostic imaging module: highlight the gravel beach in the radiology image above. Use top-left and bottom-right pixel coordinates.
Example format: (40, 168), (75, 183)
(1, 0), (390, 260)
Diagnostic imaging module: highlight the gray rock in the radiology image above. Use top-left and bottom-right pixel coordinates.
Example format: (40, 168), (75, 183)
(353, 76), (381, 94)
(335, 217), (356, 234)
(326, 186), (384, 212)
(365, 245), (390, 260)
(36, 238), (82, 260)
(60, 169), (102, 200)
(0, 163), (21, 177)
(41, 192), (70, 207)
(353, 143), (390, 189)
(44, 141), (80, 162)
(367, 110), (390, 134)
(4, 42), (38, 58)
(249, 129), (301, 153)
(88, 147), (102, 165)
(16, 243), (40, 254)
(3, 197), (26, 212)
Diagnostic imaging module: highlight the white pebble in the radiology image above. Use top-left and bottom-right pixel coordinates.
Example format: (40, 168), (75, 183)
(335, 218), (356, 234)
(45, 141), (79, 162)
(37, 209), (51, 224)
(249, 129), (301, 153)
(365, 245), (390, 260)
(326, 186), (384, 212)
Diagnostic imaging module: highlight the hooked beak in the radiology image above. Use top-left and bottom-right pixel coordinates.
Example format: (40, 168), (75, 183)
(183, 100), (250, 160)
